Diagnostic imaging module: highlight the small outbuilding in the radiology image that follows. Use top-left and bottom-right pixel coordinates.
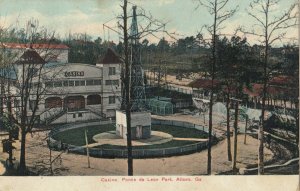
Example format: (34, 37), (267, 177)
(147, 98), (173, 115)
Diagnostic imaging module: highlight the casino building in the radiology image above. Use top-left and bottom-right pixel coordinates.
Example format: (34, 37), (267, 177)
(1, 44), (122, 125)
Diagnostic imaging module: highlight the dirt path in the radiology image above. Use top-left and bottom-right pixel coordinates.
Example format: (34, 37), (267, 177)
(0, 130), (272, 176)
(0, 113), (275, 176)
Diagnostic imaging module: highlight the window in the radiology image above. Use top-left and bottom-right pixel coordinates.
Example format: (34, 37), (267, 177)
(78, 113), (83, 117)
(73, 114), (76, 118)
(109, 96), (115, 104)
(86, 79), (101, 86)
(45, 82), (53, 88)
(109, 67), (116, 75)
(63, 81), (68, 87)
(54, 81), (62, 87)
(29, 68), (38, 77)
(86, 80), (93, 86)
(94, 80), (101, 85)
(69, 81), (75, 86)
(106, 80), (119, 86)
(80, 80), (85, 86)
(75, 81), (80, 86)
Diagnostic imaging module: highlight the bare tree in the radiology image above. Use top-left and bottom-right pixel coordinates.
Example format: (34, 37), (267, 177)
(117, 0), (175, 175)
(241, 0), (298, 175)
(119, 0), (133, 175)
(0, 28), (20, 168)
(2, 20), (67, 175)
(194, 0), (238, 175)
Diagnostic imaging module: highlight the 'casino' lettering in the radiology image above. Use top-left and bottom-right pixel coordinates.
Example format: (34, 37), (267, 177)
(65, 71), (84, 77)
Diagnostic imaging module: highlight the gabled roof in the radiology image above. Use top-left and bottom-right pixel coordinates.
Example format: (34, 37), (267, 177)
(2, 43), (69, 49)
(101, 48), (122, 64)
(269, 75), (296, 86)
(243, 83), (297, 98)
(17, 49), (46, 64)
(189, 78), (221, 89)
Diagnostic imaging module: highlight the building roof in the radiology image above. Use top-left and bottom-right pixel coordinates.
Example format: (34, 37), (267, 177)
(243, 83), (297, 98)
(17, 49), (46, 64)
(189, 78), (221, 89)
(2, 43), (69, 49)
(243, 84), (263, 97)
(269, 75), (296, 86)
(100, 48), (122, 64)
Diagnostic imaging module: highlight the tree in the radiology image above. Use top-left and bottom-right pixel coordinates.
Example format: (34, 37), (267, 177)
(242, 0), (298, 175)
(216, 35), (254, 173)
(0, 27), (20, 168)
(195, 0), (238, 175)
(279, 46), (299, 187)
(118, 0), (172, 175)
(215, 36), (232, 162)
(2, 20), (66, 175)
(121, 0), (133, 175)
(157, 37), (169, 52)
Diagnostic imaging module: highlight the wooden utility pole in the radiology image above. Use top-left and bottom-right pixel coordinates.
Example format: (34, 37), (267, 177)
(122, 0), (133, 176)
(244, 115), (248, 144)
(231, 98), (241, 174)
(85, 128), (90, 168)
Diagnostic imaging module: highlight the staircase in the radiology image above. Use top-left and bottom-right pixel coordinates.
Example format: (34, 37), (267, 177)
(43, 108), (67, 125)
(86, 106), (106, 119)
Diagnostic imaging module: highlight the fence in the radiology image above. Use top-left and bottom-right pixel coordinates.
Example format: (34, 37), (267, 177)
(165, 85), (193, 95)
(152, 119), (216, 137)
(49, 119), (217, 158)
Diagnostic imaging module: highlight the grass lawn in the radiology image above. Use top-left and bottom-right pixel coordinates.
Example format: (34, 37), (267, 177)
(52, 124), (208, 149)
(52, 124), (115, 146)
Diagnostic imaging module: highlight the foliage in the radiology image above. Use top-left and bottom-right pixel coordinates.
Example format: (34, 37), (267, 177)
(265, 114), (296, 132)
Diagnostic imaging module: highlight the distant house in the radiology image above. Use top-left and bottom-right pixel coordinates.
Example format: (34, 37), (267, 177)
(189, 74), (297, 110)
(189, 78), (221, 100)
(1, 43), (69, 63)
(243, 75), (298, 109)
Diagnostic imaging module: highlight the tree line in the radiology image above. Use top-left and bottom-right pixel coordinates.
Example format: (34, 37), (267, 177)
(0, 0), (298, 177)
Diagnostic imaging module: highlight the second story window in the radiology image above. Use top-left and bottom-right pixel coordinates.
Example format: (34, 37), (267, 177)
(109, 67), (116, 75)
(54, 81), (62, 87)
(106, 80), (119, 86)
(109, 96), (115, 104)
(45, 82), (53, 88)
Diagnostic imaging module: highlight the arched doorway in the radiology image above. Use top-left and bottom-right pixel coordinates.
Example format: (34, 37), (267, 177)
(64, 96), (85, 111)
(87, 94), (101, 105)
(45, 97), (62, 109)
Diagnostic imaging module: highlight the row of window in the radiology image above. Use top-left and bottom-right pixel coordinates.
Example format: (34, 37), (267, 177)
(44, 79), (119, 88)
(45, 79), (102, 88)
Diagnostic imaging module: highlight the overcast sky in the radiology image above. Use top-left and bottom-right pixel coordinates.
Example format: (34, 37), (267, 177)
(0, 0), (297, 45)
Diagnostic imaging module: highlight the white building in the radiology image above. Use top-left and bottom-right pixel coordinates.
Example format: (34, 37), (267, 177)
(2, 45), (121, 125)
(2, 43), (69, 64)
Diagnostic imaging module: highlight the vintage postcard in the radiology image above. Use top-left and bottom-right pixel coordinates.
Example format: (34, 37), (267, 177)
(0, 0), (298, 190)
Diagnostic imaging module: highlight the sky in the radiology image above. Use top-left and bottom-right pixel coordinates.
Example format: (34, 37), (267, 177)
(0, 0), (297, 45)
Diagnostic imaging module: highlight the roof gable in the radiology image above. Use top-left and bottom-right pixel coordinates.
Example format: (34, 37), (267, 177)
(17, 49), (46, 64)
(101, 48), (122, 64)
